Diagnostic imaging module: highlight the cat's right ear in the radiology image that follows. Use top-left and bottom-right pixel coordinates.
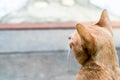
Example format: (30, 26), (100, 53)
(76, 24), (96, 55)
(96, 9), (113, 35)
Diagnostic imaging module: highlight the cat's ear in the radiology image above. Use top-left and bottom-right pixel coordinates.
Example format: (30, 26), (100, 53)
(96, 9), (113, 34)
(76, 24), (96, 55)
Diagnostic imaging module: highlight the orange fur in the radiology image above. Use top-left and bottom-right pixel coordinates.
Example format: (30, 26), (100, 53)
(68, 9), (120, 80)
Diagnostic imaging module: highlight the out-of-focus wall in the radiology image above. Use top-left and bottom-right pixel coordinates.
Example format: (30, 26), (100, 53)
(0, 0), (120, 23)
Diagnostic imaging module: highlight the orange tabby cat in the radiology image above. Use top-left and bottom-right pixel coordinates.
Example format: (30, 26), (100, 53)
(68, 9), (120, 80)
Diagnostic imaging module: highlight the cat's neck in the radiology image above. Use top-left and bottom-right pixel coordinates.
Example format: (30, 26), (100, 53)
(82, 42), (119, 69)
(96, 44), (119, 69)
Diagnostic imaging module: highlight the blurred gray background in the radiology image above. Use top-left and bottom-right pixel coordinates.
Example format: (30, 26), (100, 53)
(0, 0), (120, 80)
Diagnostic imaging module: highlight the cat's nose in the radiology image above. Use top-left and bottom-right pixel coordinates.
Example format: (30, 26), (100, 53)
(68, 35), (73, 40)
(68, 36), (72, 40)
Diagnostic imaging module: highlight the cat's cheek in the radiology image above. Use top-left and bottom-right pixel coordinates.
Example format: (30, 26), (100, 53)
(69, 43), (74, 49)
(72, 46), (80, 53)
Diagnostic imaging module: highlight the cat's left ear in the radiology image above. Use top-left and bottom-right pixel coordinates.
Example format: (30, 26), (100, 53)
(96, 9), (113, 35)
(76, 24), (96, 55)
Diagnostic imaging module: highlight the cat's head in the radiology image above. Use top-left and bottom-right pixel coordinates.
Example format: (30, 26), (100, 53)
(68, 9), (114, 65)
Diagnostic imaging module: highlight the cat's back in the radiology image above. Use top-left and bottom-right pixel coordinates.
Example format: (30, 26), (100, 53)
(75, 63), (112, 80)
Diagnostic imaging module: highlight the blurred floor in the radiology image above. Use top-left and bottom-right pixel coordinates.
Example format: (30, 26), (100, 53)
(0, 49), (120, 80)
(0, 51), (78, 80)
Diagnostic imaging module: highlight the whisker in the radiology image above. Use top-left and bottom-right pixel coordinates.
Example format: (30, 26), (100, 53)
(66, 48), (72, 69)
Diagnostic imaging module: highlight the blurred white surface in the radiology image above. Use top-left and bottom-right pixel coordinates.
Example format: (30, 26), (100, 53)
(0, 0), (120, 23)
(90, 0), (120, 16)
(0, 0), (28, 18)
